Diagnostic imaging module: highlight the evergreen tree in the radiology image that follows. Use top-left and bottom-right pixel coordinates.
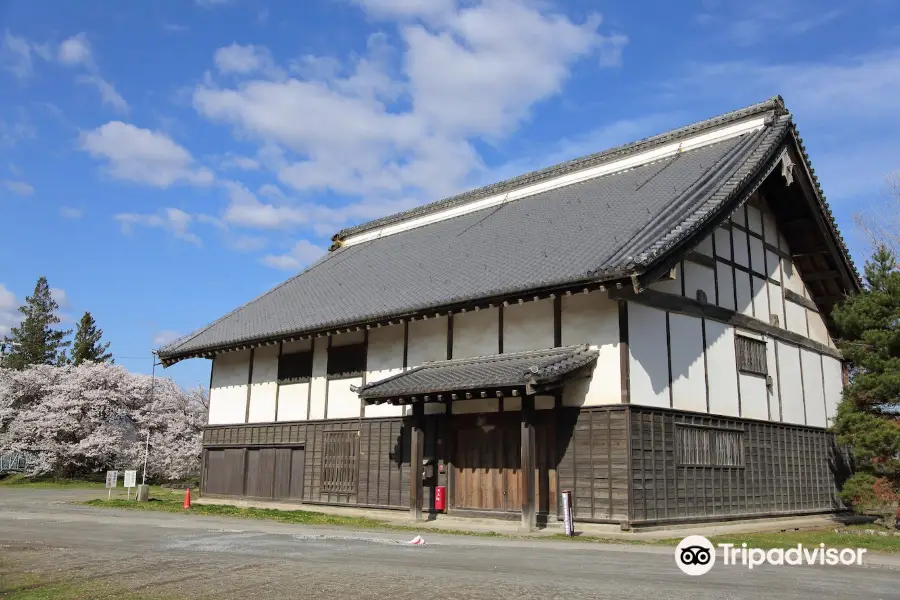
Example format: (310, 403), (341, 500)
(831, 246), (900, 525)
(1, 277), (71, 369)
(70, 311), (113, 365)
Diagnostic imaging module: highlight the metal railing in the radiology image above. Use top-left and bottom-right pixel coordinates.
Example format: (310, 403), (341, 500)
(0, 452), (32, 475)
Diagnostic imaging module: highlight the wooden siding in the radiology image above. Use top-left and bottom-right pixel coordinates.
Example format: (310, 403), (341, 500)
(556, 407), (630, 523)
(628, 407), (849, 525)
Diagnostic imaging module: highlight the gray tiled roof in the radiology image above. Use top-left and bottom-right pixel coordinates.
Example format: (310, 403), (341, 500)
(158, 97), (841, 362)
(354, 345), (599, 402)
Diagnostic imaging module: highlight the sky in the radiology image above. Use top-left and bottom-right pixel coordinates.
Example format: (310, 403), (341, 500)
(1, 0), (898, 390)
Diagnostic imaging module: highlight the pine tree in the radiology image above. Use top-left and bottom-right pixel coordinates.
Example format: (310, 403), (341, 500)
(831, 245), (900, 525)
(1, 277), (71, 369)
(70, 311), (113, 366)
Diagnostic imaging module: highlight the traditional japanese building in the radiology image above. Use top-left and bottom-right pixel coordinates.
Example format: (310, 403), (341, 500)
(158, 97), (858, 530)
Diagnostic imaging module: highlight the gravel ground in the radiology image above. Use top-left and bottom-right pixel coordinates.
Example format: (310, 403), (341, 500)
(0, 488), (898, 599)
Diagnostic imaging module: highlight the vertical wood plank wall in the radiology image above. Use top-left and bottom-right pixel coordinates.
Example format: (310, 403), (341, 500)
(628, 406), (848, 525)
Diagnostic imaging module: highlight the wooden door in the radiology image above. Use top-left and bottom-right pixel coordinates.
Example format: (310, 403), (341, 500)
(452, 414), (521, 512)
(204, 448), (245, 496)
(245, 448), (276, 498)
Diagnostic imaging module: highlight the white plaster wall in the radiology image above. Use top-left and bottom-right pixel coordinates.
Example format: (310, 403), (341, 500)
(695, 234), (714, 257)
(732, 206), (746, 227)
(716, 262), (735, 310)
(208, 351), (250, 425)
(560, 291), (619, 406)
(308, 337), (328, 420)
(408, 316), (448, 364)
(748, 235), (765, 276)
(801, 349), (827, 428)
(327, 377), (362, 419)
(503, 299), (554, 353)
(684, 262), (715, 304)
(807, 309), (830, 345)
(762, 207), (779, 246)
(822, 356), (843, 426)
(704, 320), (740, 417)
(669, 313), (707, 413)
(766, 338), (781, 421)
(331, 329), (365, 347)
(732, 228), (750, 267)
(277, 382), (309, 421)
(785, 300), (808, 337)
(628, 303), (669, 408)
(783, 257), (805, 295)
(752, 276), (770, 323)
(739, 374), (769, 420)
(777, 341), (806, 425)
(735, 272), (753, 317)
(247, 345), (278, 423)
(768, 270), (785, 328)
(282, 339), (312, 354)
(453, 309), (499, 358)
(364, 325), (406, 418)
(650, 264), (682, 295)
(714, 227), (731, 259)
(747, 204), (763, 235)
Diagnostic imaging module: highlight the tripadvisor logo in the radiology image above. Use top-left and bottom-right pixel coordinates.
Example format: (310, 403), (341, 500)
(675, 535), (868, 575)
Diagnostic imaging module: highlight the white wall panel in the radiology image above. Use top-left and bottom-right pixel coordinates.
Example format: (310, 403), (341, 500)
(277, 382), (309, 421)
(684, 262), (716, 304)
(365, 402), (406, 418)
(716, 262), (735, 310)
(247, 346), (278, 423)
(783, 257), (804, 295)
(732, 228), (749, 267)
(766, 250), (782, 281)
(714, 227), (732, 259)
(822, 356), (843, 426)
(801, 349), (827, 428)
(762, 208), (779, 246)
(408, 316), (448, 365)
(739, 373), (769, 420)
(749, 236), (765, 276)
(695, 233), (714, 257)
(331, 330), (365, 347)
(282, 339), (312, 354)
(327, 377), (362, 419)
(561, 292), (619, 406)
(766, 339), (781, 421)
(777, 342), (805, 424)
(453, 308), (499, 358)
(785, 300), (808, 337)
(735, 271), (753, 316)
(768, 283), (785, 329)
(364, 325), (407, 418)
(503, 299), (554, 353)
(752, 276), (770, 323)
(308, 337), (328, 420)
(650, 263), (682, 295)
(747, 204), (763, 235)
(208, 351), (250, 425)
(628, 303), (669, 408)
(807, 310), (830, 345)
(732, 206), (746, 227)
(669, 313), (707, 413)
(704, 320), (740, 417)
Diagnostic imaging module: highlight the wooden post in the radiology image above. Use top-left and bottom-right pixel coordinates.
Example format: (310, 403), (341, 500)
(410, 401), (424, 521)
(521, 394), (536, 532)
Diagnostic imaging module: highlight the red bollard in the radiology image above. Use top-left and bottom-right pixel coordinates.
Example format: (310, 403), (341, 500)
(183, 487), (191, 509)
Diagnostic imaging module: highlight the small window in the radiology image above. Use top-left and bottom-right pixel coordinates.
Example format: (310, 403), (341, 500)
(278, 351), (313, 382)
(736, 335), (767, 376)
(677, 425), (744, 467)
(321, 430), (358, 493)
(327, 343), (366, 378)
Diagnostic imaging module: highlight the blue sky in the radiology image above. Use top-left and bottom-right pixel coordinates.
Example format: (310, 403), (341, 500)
(1, 0), (898, 389)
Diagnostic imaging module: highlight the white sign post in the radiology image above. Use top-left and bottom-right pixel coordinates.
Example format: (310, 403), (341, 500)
(561, 489), (575, 536)
(124, 470), (137, 500)
(105, 470), (118, 500)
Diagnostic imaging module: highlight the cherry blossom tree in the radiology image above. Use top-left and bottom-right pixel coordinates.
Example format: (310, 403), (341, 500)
(0, 362), (207, 480)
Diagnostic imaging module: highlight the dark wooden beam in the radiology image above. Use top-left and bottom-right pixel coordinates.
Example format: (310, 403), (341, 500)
(608, 288), (842, 359)
(784, 289), (819, 313)
(618, 300), (630, 403)
(791, 247), (830, 258)
(520, 394), (536, 532)
(802, 269), (840, 282)
(410, 401), (424, 521)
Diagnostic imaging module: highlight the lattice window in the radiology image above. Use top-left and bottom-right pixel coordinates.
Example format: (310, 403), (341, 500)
(327, 343), (366, 378)
(736, 335), (767, 376)
(322, 430), (358, 493)
(677, 425), (744, 467)
(278, 351), (313, 382)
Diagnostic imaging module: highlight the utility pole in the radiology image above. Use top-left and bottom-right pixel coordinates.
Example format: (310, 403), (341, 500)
(136, 350), (161, 502)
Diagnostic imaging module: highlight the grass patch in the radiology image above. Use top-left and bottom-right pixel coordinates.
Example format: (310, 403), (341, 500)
(0, 474), (106, 489)
(0, 577), (173, 600)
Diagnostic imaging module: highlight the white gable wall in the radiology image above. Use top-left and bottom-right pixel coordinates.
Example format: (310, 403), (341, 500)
(561, 292), (620, 406)
(208, 350), (251, 425)
(247, 345), (278, 423)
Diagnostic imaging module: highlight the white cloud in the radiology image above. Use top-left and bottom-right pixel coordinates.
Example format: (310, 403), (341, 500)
(0, 283), (18, 337)
(80, 121), (214, 187)
(0, 114), (35, 148)
(50, 287), (68, 308)
(59, 206), (83, 219)
(219, 153), (260, 171)
(1, 180), (34, 196)
(194, 0), (625, 233)
(695, 1), (844, 45)
(77, 75), (129, 113)
(1, 31), (51, 78)
(58, 33), (92, 66)
(115, 208), (203, 245)
(153, 330), (183, 346)
(261, 240), (325, 270)
(162, 22), (189, 33)
(227, 234), (268, 252)
(214, 43), (282, 78)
